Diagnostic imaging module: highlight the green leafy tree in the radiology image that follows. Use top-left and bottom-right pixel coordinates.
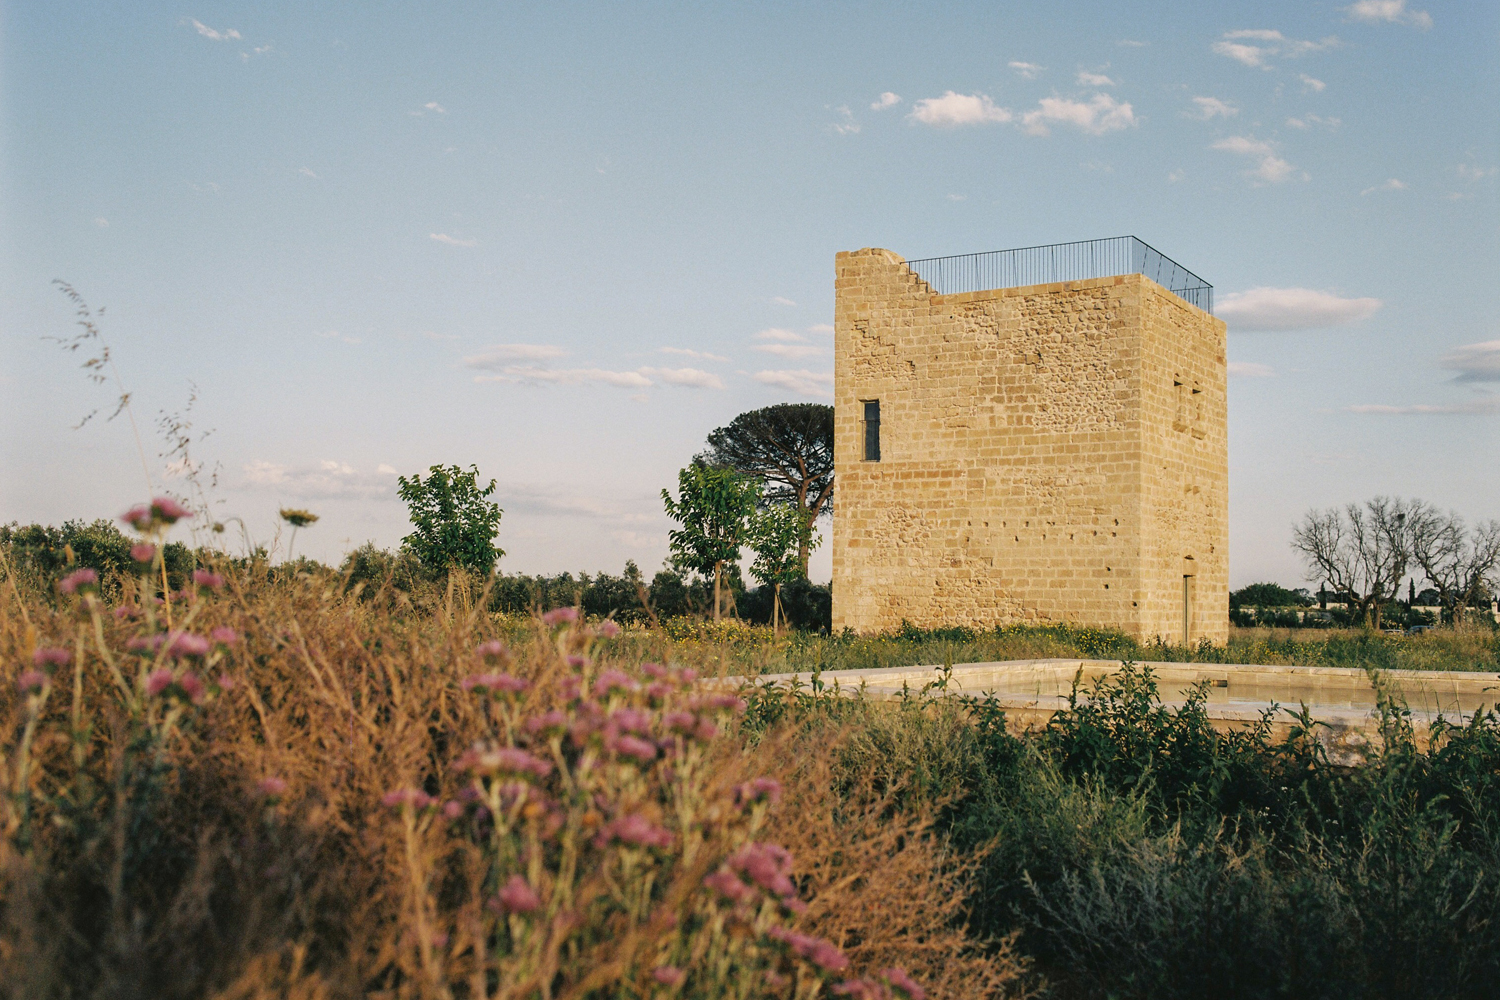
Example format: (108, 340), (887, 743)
(748, 503), (818, 634)
(397, 464), (504, 575)
(661, 464), (759, 622)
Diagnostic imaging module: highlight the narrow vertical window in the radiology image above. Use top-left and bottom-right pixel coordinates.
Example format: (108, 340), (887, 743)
(1182, 575), (1194, 644)
(863, 400), (881, 461)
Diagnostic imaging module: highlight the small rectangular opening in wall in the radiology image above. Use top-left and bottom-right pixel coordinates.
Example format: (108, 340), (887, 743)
(1183, 575), (1195, 644)
(862, 399), (881, 461)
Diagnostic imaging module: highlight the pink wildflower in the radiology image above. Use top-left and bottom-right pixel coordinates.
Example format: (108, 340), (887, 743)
(454, 745), (552, 779)
(735, 777), (783, 806)
(609, 734), (659, 763)
(610, 708), (652, 733)
(381, 788), (436, 810)
(663, 710), (697, 732)
(651, 966), (685, 987)
(178, 672), (206, 705)
(460, 672), (529, 695)
(524, 709), (569, 737)
(145, 669), (174, 697)
(442, 800), (465, 820)
(114, 605), (141, 621)
(121, 505), (154, 531)
(565, 654), (589, 669)
(217, 672), (236, 690)
(192, 569), (224, 590)
(540, 607), (578, 627)
(476, 640), (511, 663)
(16, 669), (49, 694)
(256, 777), (289, 797)
(33, 647), (71, 667)
(592, 670), (637, 697)
(832, 980), (881, 1000)
(210, 627), (239, 645)
(679, 668), (698, 684)
(58, 568), (98, 594)
(597, 813), (672, 850)
(152, 497), (192, 523)
(729, 842), (796, 897)
(642, 662), (669, 679)
(496, 874), (541, 914)
(809, 941), (850, 972)
(882, 968), (926, 1000)
(692, 719), (720, 742)
(130, 544), (156, 563)
(596, 619), (621, 638)
(703, 869), (754, 903)
(127, 634), (166, 654)
(167, 632), (211, 658)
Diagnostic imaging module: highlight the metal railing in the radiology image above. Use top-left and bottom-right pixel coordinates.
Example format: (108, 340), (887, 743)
(906, 236), (1213, 313)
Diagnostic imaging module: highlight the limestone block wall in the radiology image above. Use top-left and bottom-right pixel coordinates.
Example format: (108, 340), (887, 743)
(831, 247), (1228, 643)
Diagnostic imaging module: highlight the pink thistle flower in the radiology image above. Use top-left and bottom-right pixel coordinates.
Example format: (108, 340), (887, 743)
(121, 504), (154, 531)
(679, 668), (698, 684)
(210, 627), (239, 646)
(130, 544), (156, 563)
(596, 619), (621, 638)
(166, 632), (211, 658)
(881, 968), (926, 1000)
(592, 670), (637, 697)
(16, 669), (49, 694)
(460, 672), (529, 695)
(496, 874), (541, 914)
(114, 605), (141, 621)
(692, 719), (720, 742)
(454, 745), (553, 779)
(256, 777), (289, 797)
(728, 842), (795, 897)
(442, 800), (465, 820)
(663, 710), (697, 732)
(127, 634), (167, 654)
(809, 941), (850, 973)
(565, 654), (589, 669)
(644, 682), (672, 702)
(734, 777), (783, 807)
(642, 662), (669, 679)
(609, 734), (659, 763)
(178, 672), (206, 705)
(192, 569), (224, 590)
(381, 788), (436, 810)
(597, 813), (673, 850)
(609, 708), (652, 733)
(58, 568), (99, 594)
(145, 669), (174, 697)
(151, 496), (192, 524)
(540, 607), (578, 627)
(475, 639), (512, 663)
(651, 967), (685, 987)
(782, 895), (808, 915)
(524, 709), (569, 737)
(33, 647), (71, 668)
(703, 869), (754, 904)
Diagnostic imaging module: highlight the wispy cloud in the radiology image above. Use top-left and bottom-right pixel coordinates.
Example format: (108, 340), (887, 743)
(478, 367), (653, 389)
(771, 296), (796, 307)
(242, 459), (399, 500)
(425, 102), (447, 114)
(1360, 178), (1407, 195)
(1117, 39), (1148, 47)
(636, 367), (726, 389)
(754, 328), (808, 343)
(94, 217), (109, 228)
(1009, 61), (1044, 79)
(1228, 361), (1277, 377)
(1212, 136), (1300, 184)
(464, 344), (568, 368)
(830, 105), (860, 134)
(808, 323), (834, 335)
(1300, 74), (1327, 92)
(753, 369), (834, 397)
(1190, 96), (1238, 119)
(870, 91), (901, 110)
(1441, 341), (1500, 383)
(909, 92), (1013, 126)
(754, 343), (825, 360)
(1343, 1), (1432, 29)
(189, 19), (241, 41)
(1022, 94), (1136, 136)
(1217, 287), (1382, 331)
(1349, 397), (1498, 416)
(430, 233), (477, 247)
(1212, 29), (1340, 68)
(298, 167), (319, 179)
(1286, 113), (1340, 130)
(1077, 71), (1115, 86)
(660, 346), (730, 362)
(1458, 163), (1498, 181)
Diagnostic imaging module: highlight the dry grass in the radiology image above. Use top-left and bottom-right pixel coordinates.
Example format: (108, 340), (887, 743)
(0, 562), (1028, 999)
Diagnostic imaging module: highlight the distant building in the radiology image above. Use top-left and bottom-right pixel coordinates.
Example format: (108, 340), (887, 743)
(832, 238), (1228, 644)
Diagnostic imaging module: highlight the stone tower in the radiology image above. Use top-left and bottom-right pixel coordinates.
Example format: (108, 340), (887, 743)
(832, 242), (1228, 644)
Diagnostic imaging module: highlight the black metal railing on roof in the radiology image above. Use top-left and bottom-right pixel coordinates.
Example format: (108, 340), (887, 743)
(905, 236), (1213, 313)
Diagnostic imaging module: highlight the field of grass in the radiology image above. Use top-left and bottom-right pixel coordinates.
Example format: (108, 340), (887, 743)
(4, 545), (1499, 999)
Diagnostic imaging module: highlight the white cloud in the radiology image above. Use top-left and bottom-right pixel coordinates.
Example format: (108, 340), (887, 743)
(1286, 113), (1340, 130)
(947, 192), (968, 199)
(771, 296), (796, 306)
(808, 323), (834, 335)
(94, 217), (109, 227)
(1212, 136), (1299, 184)
(1190, 96), (1238, 119)
(1360, 178), (1407, 195)
(464, 344), (568, 368)
(753, 369), (834, 397)
(637, 367), (726, 389)
(1213, 30), (1340, 68)
(754, 343), (826, 360)
(1077, 71), (1116, 86)
(1217, 287), (1383, 331)
(870, 92), (901, 110)
(190, 19), (241, 41)
(430, 233), (477, 247)
(831, 105), (860, 134)
(1228, 361), (1277, 377)
(660, 346), (730, 362)
(1441, 341), (1500, 383)
(425, 102), (447, 113)
(241, 460), (398, 500)
(1343, 1), (1432, 29)
(1348, 398), (1499, 416)
(909, 91), (1013, 126)
(1022, 94), (1136, 136)
(755, 328), (807, 343)
(1458, 163), (1498, 181)
(1117, 39), (1147, 47)
(479, 367), (653, 389)
(376, 463), (398, 475)
(1300, 74), (1327, 92)
(298, 167), (319, 179)
(1009, 61), (1044, 79)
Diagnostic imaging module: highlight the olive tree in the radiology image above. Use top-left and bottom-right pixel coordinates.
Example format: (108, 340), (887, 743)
(1291, 496), (1418, 629)
(1409, 505), (1500, 625)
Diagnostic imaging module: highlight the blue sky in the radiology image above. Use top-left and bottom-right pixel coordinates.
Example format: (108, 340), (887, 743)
(2, 1), (1496, 588)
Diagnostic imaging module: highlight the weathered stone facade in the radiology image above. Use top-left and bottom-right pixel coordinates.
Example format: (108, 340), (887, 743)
(832, 247), (1228, 643)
